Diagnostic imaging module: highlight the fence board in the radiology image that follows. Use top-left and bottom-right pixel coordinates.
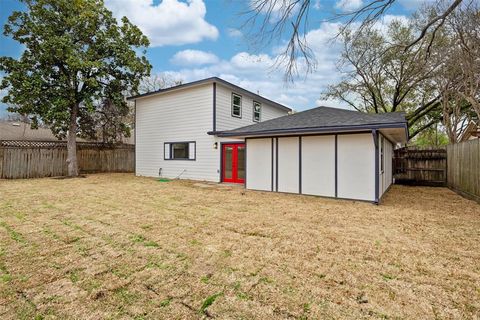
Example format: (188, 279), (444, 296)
(447, 139), (480, 202)
(393, 146), (447, 186)
(0, 140), (134, 179)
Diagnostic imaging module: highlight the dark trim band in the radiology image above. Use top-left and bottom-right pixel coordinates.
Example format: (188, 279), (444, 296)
(299, 136), (302, 194)
(271, 138), (274, 191)
(334, 134), (338, 198)
(373, 129), (379, 204)
(213, 82), (216, 132)
(211, 122), (408, 138)
(275, 137), (279, 192)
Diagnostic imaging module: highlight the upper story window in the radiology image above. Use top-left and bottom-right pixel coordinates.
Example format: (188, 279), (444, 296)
(231, 93), (242, 118)
(253, 101), (261, 122)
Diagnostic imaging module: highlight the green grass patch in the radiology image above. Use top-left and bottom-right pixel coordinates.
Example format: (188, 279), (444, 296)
(200, 292), (223, 314)
(130, 234), (146, 243)
(159, 298), (172, 307)
(130, 234), (159, 248)
(143, 241), (159, 248)
(69, 270), (80, 283)
(200, 274), (212, 284)
(0, 222), (26, 243)
(114, 287), (139, 304)
(381, 273), (396, 281)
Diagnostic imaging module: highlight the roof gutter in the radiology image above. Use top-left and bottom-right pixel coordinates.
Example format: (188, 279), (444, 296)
(209, 122), (408, 138)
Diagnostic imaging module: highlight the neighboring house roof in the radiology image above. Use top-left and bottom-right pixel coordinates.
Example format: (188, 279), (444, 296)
(0, 121), (60, 141)
(213, 106), (408, 140)
(0, 121), (107, 142)
(127, 77), (292, 112)
(460, 121), (480, 141)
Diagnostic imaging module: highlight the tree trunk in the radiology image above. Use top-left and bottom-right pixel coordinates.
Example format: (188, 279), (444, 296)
(67, 103), (79, 177)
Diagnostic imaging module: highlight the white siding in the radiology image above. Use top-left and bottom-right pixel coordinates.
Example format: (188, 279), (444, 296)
(301, 135), (336, 197)
(244, 133), (378, 202)
(379, 134), (393, 198)
(277, 137), (300, 193)
(136, 84), (221, 181)
(215, 84), (288, 131)
(337, 133), (375, 201)
(246, 138), (272, 191)
(135, 81), (289, 182)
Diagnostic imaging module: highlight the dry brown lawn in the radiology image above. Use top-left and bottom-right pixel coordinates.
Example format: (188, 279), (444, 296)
(0, 173), (479, 319)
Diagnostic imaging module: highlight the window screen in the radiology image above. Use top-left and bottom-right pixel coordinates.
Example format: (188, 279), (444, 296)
(232, 93), (242, 117)
(253, 101), (261, 122)
(172, 143), (189, 159)
(164, 142), (196, 160)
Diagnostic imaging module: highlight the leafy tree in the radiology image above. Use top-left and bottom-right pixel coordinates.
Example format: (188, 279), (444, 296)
(410, 125), (449, 147)
(322, 20), (442, 138)
(0, 0), (151, 176)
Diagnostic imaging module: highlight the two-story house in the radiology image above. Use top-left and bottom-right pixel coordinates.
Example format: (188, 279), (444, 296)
(128, 77), (408, 203)
(128, 77), (291, 183)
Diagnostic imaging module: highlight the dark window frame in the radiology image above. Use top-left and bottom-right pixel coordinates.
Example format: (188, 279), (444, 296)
(164, 141), (196, 161)
(253, 101), (261, 122)
(231, 93), (242, 118)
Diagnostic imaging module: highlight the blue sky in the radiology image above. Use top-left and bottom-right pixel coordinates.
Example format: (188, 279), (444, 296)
(0, 0), (424, 116)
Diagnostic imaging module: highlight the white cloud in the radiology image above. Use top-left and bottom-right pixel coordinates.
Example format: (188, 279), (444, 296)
(163, 15), (411, 112)
(163, 21), (348, 111)
(249, 0), (300, 22)
(335, 0), (363, 12)
(105, 0), (218, 47)
(171, 50), (219, 66)
(227, 28), (243, 38)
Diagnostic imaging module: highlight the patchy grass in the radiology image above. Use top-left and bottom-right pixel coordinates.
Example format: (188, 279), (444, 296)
(0, 173), (479, 319)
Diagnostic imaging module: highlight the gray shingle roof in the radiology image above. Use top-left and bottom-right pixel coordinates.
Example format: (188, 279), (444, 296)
(215, 106), (407, 137)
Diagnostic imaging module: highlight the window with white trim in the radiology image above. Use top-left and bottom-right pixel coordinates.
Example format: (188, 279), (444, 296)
(164, 142), (196, 160)
(231, 93), (242, 118)
(253, 101), (261, 122)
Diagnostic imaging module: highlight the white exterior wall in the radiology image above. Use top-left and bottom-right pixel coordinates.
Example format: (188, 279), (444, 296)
(277, 137), (300, 193)
(135, 82), (289, 182)
(379, 134), (393, 198)
(135, 84), (221, 181)
(245, 132), (378, 202)
(215, 84), (288, 131)
(246, 138), (273, 191)
(301, 135), (336, 197)
(337, 134), (375, 201)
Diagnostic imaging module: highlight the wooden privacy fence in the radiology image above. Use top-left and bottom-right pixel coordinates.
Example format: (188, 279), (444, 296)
(393, 146), (447, 186)
(0, 140), (134, 179)
(447, 139), (480, 202)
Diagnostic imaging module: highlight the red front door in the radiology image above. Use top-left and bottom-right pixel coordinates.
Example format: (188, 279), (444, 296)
(222, 143), (245, 184)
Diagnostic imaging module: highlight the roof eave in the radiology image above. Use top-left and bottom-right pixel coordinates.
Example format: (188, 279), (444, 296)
(127, 77), (292, 112)
(213, 122), (408, 140)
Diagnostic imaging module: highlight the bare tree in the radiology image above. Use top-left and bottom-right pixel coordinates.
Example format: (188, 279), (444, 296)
(428, 0), (480, 142)
(447, 1), (480, 118)
(241, 0), (464, 81)
(139, 73), (183, 94)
